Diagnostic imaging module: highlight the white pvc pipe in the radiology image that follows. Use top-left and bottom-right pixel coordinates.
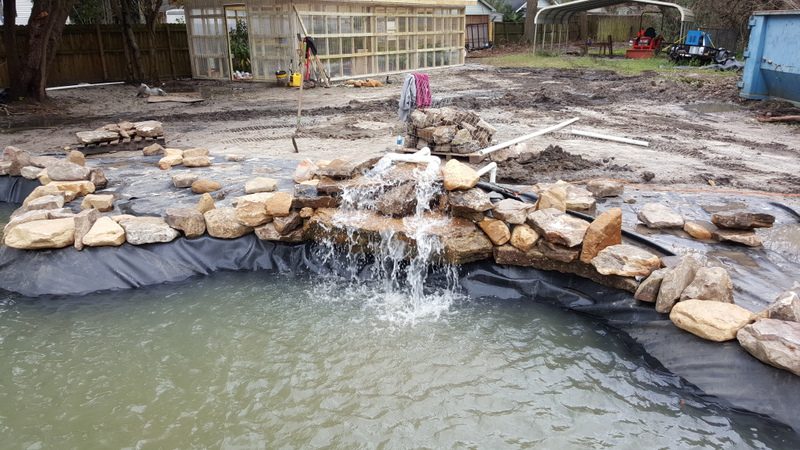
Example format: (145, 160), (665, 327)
(477, 117), (580, 156)
(373, 147), (440, 172)
(567, 129), (649, 147)
(46, 81), (125, 91)
(476, 162), (498, 183)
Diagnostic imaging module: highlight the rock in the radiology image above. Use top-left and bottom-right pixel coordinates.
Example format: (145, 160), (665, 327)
(191, 179), (222, 194)
(82, 216), (125, 247)
(586, 179), (624, 198)
(292, 195), (338, 209)
(46, 161), (91, 181)
(133, 120), (163, 137)
(255, 222), (306, 243)
(3, 209), (51, 235)
(375, 182), (416, 217)
(316, 177), (343, 196)
(713, 229), (763, 247)
(761, 289), (800, 322)
(20, 166), (43, 180)
(510, 224), (539, 252)
(641, 171), (655, 182)
(226, 154), (246, 162)
(536, 187), (567, 212)
(684, 220), (717, 240)
(117, 216), (179, 245)
(235, 193), (273, 227)
(737, 319), (800, 376)
(89, 169), (108, 189)
(711, 212), (775, 230)
(81, 194), (114, 212)
(293, 159), (318, 183)
(265, 192), (293, 217)
(66, 150), (86, 166)
(22, 185), (68, 207)
(637, 203), (684, 229)
(527, 208), (590, 247)
(441, 218), (494, 264)
(26, 194), (65, 211)
(182, 156), (212, 168)
(183, 147), (209, 158)
(76, 130), (119, 144)
(3, 147), (32, 176)
(29, 155), (60, 168)
(316, 156), (379, 179)
(432, 126), (457, 144)
(442, 159), (479, 191)
(73, 209), (100, 251)
(493, 199), (533, 225)
(48, 208), (76, 219)
(197, 193), (216, 214)
(37, 169), (52, 185)
(164, 148), (184, 159)
(245, 177), (278, 194)
(670, 300), (754, 342)
(49, 180), (95, 198)
(4, 218), (76, 249)
(172, 173), (199, 188)
(299, 207), (314, 219)
(0, 160), (13, 176)
(634, 268), (669, 303)
(142, 143), (164, 156)
(448, 188), (493, 220)
(680, 267), (734, 303)
(164, 208), (206, 238)
(273, 212), (303, 234)
(478, 218), (511, 246)
(580, 208), (622, 264)
(204, 207), (253, 239)
(655, 255), (702, 314)
(537, 240), (580, 263)
(450, 128), (474, 147)
(591, 244), (661, 277)
(534, 181), (594, 210)
(158, 155), (183, 170)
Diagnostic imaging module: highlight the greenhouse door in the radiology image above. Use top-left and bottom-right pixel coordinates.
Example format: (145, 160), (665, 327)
(225, 5), (251, 80)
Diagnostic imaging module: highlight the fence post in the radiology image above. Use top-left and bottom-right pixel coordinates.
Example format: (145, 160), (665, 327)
(165, 25), (177, 79)
(95, 24), (109, 81)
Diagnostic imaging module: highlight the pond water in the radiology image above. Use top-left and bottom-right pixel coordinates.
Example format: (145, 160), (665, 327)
(1, 270), (798, 449)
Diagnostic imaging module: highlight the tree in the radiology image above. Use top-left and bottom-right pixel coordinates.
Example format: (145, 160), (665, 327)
(524, 0), (538, 42)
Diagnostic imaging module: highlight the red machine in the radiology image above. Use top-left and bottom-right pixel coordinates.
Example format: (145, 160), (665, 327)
(626, 27), (664, 59)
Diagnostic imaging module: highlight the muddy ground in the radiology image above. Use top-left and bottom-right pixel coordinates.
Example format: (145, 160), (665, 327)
(1, 61), (798, 197)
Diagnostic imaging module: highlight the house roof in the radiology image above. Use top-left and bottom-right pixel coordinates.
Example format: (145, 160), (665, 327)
(534, 0), (694, 24)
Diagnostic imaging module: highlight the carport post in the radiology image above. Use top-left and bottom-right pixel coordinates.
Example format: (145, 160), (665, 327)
(533, 23), (538, 53)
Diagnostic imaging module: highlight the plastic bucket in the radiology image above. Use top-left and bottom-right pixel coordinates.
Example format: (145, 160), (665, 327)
(275, 71), (288, 86)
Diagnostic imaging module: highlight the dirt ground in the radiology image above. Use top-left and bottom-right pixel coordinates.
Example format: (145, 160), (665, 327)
(1, 60), (798, 196)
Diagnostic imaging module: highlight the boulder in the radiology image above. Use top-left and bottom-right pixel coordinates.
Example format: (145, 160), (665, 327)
(580, 208), (622, 264)
(172, 173), (199, 188)
(164, 208), (206, 238)
(440, 218), (494, 264)
(20, 166), (43, 180)
(245, 177), (278, 194)
(527, 208), (590, 248)
(637, 203), (684, 229)
(535, 186), (567, 212)
(591, 244), (661, 277)
(492, 199), (533, 225)
(82, 216), (126, 247)
(713, 229), (763, 247)
(510, 224), (539, 252)
(26, 194), (65, 211)
(536, 181), (596, 211)
(680, 266), (734, 303)
(586, 179), (624, 198)
(81, 194), (114, 212)
(273, 212), (303, 234)
(89, 169), (108, 189)
(655, 255), (702, 314)
(191, 179), (222, 194)
(3, 147), (32, 176)
(73, 209), (100, 251)
(29, 155), (60, 168)
(142, 143), (164, 156)
(265, 192), (293, 217)
(46, 161), (91, 181)
(684, 220), (717, 240)
(316, 156), (379, 179)
(442, 159), (479, 191)
(634, 268), (668, 303)
(4, 218), (76, 249)
(0, 160), (14, 176)
(49, 180), (95, 198)
(712, 212), (775, 230)
(204, 207), (253, 239)
(448, 188), (493, 220)
(293, 159), (318, 183)
(761, 289), (800, 322)
(450, 129), (474, 147)
(537, 240), (580, 263)
(299, 207), (314, 219)
(255, 222), (306, 243)
(225, 154), (246, 162)
(117, 216), (179, 245)
(133, 120), (164, 137)
(76, 130), (119, 144)
(197, 193), (216, 214)
(67, 150), (86, 166)
(3, 209), (51, 235)
(183, 147), (209, 158)
(478, 218), (511, 246)
(737, 319), (800, 376)
(37, 168), (52, 185)
(432, 126), (458, 144)
(670, 300), (754, 342)
(23, 185), (72, 207)
(182, 156), (212, 168)
(158, 155), (183, 170)
(235, 193), (273, 227)
(375, 182), (416, 217)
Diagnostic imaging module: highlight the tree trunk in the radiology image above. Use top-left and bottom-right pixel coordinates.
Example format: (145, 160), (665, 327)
(524, 0), (538, 43)
(2, 0), (22, 97)
(113, 0), (144, 82)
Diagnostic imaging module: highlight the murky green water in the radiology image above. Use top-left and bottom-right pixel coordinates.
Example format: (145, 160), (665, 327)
(0, 271), (797, 449)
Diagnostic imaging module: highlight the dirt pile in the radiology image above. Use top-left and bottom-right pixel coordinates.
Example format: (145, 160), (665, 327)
(499, 145), (601, 184)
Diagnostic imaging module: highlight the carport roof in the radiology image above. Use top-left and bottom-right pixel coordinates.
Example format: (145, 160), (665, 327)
(534, 0), (695, 24)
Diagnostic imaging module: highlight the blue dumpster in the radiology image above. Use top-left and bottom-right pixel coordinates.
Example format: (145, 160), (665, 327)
(739, 11), (800, 105)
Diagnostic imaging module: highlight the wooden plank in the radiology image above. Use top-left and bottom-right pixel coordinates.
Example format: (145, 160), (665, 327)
(146, 95), (204, 104)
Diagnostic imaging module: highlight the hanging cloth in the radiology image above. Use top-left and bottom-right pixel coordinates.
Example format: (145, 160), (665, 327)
(398, 73), (417, 121)
(413, 73), (431, 108)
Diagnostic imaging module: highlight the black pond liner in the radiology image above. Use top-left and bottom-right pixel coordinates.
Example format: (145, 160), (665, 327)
(2, 176), (800, 436)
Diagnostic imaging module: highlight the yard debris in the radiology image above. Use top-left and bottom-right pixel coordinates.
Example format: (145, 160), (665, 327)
(405, 107), (494, 155)
(346, 79), (384, 88)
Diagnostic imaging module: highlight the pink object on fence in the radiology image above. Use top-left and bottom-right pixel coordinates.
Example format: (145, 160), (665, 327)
(414, 73), (431, 108)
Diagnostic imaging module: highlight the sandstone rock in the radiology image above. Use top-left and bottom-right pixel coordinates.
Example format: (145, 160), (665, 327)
(535, 181), (595, 210)
(493, 199), (533, 225)
(26, 194), (65, 211)
(586, 179), (624, 198)
(273, 212), (303, 234)
(580, 208), (622, 263)
(527, 208), (590, 247)
(712, 211), (775, 230)
(82, 216), (125, 247)
(183, 147), (209, 158)
(3, 209), (51, 235)
(191, 179), (222, 194)
(235, 193), (273, 227)
(292, 195), (338, 209)
(680, 266), (734, 303)
(316, 156), (379, 179)
(50, 180), (95, 198)
(81, 194), (114, 212)
(537, 239), (580, 263)
(197, 193), (216, 214)
(3, 147), (32, 176)
(37, 168), (52, 185)
(255, 222), (305, 243)
(118, 216), (179, 245)
(48, 208), (76, 219)
(316, 177), (343, 196)
(451, 128), (474, 146)
(713, 229), (763, 247)
(478, 218), (511, 246)
(510, 224), (539, 252)
(737, 319), (800, 376)
(376, 182), (416, 217)
(172, 173), (199, 188)
(226, 154), (246, 162)
(245, 177), (278, 194)
(293, 159), (318, 183)
(164, 148), (184, 159)
(535, 187), (567, 212)
(0, 160), (13, 176)
(20, 166), (43, 180)
(761, 289), (800, 322)
(164, 208), (206, 238)
(204, 207), (253, 239)
(441, 218), (494, 264)
(442, 159), (479, 191)
(655, 255), (702, 314)
(158, 155), (183, 170)
(23, 185), (72, 207)
(4, 218), (75, 249)
(76, 130), (119, 145)
(432, 126), (457, 144)
(634, 268), (668, 303)
(67, 150), (86, 166)
(73, 209), (100, 251)
(684, 220), (717, 240)
(89, 169), (108, 189)
(182, 156), (212, 168)
(47, 161), (91, 181)
(637, 203), (684, 229)
(591, 244), (661, 277)
(299, 207), (314, 219)
(265, 192), (293, 217)
(448, 188), (493, 220)
(29, 155), (60, 168)
(133, 120), (163, 137)
(670, 300), (754, 342)
(142, 143), (164, 156)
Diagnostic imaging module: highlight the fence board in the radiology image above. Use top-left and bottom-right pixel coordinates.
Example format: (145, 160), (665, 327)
(0, 24), (192, 88)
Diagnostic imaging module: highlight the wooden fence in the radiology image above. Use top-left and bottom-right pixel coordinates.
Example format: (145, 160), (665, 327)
(0, 24), (192, 88)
